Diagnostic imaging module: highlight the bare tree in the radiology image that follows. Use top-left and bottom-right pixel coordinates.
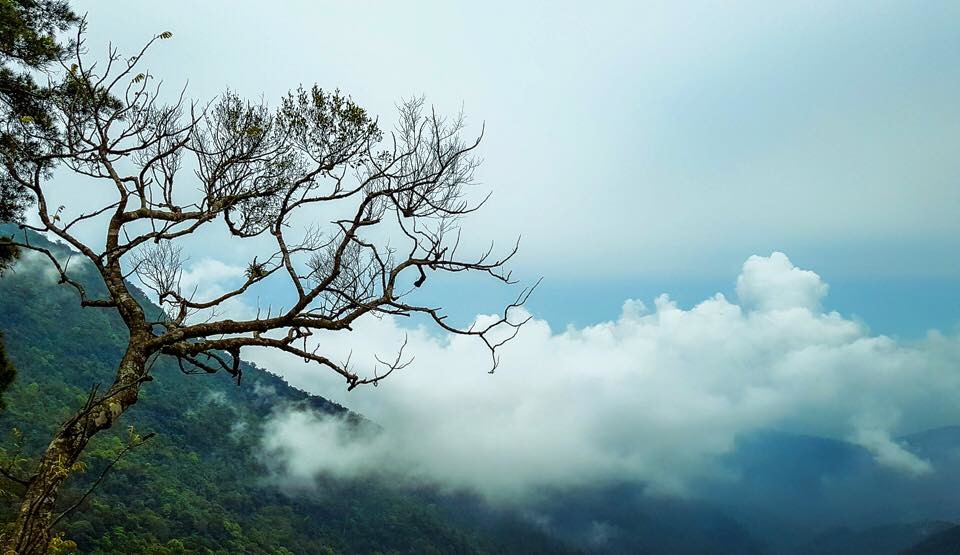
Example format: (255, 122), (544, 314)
(0, 25), (532, 554)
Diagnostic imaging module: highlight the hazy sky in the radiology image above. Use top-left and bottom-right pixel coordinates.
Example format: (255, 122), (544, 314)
(30, 0), (959, 504)
(64, 1), (960, 335)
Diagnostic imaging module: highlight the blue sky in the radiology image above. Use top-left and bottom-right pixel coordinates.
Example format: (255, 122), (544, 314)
(423, 274), (960, 339)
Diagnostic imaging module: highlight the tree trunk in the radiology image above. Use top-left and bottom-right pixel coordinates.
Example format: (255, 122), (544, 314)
(3, 345), (147, 554)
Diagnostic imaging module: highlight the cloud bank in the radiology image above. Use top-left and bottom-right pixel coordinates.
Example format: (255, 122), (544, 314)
(253, 252), (960, 500)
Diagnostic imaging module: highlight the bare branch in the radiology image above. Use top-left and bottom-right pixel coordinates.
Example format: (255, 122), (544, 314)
(11, 30), (532, 393)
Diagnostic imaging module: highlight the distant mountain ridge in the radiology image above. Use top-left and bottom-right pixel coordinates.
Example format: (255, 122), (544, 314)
(901, 524), (960, 555)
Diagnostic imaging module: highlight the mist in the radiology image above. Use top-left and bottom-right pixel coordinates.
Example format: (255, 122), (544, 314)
(251, 252), (960, 517)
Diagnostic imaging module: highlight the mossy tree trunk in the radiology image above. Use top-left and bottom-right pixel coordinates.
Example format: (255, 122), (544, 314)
(3, 344), (148, 554)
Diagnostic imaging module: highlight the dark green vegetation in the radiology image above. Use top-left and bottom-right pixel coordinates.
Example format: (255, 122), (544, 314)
(0, 0), (77, 223)
(0, 235), (19, 407)
(0, 329), (13, 410)
(0, 0), (77, 417)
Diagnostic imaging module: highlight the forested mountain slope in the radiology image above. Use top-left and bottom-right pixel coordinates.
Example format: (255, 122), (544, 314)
(0, 228), (570, 554)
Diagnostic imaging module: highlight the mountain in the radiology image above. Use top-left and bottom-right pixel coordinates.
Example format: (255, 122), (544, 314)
(0, 228), (573, 554)
(701, 429), (960, 554)
(793, 521), (953, 555)
(901, 524), (960, 555)
(494, 484), (767, 555)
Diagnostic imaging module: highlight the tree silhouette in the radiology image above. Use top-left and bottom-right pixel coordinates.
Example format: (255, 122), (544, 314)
(0, 23), (531, 553)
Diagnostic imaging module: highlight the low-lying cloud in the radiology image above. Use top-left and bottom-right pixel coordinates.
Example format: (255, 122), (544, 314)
(252, 252), (960, 500)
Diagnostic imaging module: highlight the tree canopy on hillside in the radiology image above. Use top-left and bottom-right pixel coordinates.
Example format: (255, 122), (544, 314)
(0, 0), (78, 415)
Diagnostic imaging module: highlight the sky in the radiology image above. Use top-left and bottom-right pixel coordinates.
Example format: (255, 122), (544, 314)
(35, 1), (960, 501)
(65, 0), (960, 336)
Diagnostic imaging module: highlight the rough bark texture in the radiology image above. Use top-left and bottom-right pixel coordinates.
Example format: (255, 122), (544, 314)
(3, 346), (146, 554)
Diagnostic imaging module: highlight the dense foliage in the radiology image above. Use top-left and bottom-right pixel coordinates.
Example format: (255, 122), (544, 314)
(0, 0), (77, 223)
(0, 235), (18, 407)
(0, 331), (12, 410)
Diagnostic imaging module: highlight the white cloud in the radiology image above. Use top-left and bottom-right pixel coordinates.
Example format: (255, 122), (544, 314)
(261, 412), (386, 488)
(173, 258), (253, 321)
(178, 258), (246, 299)
(852, 427), (932, 477)
(736, 251), (828, 311)
(12, 249), (94, 284)
(250, 252), (960, 501)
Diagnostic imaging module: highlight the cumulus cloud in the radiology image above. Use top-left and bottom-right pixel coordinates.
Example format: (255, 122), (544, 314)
(736, 251), (828, 311)
(250, 252), (960, 501)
